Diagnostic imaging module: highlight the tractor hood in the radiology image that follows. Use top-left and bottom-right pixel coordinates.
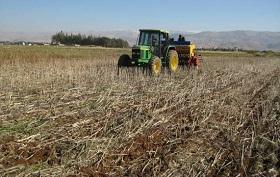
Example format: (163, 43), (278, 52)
(131, 45), (152, 64)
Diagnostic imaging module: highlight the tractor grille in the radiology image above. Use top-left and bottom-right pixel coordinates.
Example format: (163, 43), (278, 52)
(132, 49), (140, 59)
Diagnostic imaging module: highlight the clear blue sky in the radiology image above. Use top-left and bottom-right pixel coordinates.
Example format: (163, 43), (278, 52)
(0, 0), (279, 32)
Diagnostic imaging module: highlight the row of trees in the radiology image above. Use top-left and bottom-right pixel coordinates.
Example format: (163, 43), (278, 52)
(51, 31), (129, 48)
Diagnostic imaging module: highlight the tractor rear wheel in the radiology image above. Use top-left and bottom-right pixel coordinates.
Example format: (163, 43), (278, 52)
(118, 54), (131, 67)
(167, 50), (179, 73)
(149, 57), (162, 76)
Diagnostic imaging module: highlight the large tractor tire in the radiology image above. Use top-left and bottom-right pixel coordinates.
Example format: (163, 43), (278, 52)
(118, 54), (131, 67)
(149, 57), (162, 76)
(167, 50), (179, 73)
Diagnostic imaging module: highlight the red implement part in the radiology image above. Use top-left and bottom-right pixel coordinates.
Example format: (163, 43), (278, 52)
(189, 55), (203, 69)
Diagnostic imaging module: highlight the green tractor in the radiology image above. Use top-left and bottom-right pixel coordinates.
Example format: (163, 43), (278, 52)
(118, 29), (201, 75)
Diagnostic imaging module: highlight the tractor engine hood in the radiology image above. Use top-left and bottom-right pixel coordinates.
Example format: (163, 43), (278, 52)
(131, 45), (152, 64)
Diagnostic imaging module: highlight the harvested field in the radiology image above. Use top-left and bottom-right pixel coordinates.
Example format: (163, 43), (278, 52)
(0, 46), (280, 176)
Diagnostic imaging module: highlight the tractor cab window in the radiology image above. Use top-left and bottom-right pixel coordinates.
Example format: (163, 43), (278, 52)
(138, 32), (159, 46)
(160, 33), (168, 45)
(151, 33), (159, 46)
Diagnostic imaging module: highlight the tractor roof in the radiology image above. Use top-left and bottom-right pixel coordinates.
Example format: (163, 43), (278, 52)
(139, 29), (169, 34)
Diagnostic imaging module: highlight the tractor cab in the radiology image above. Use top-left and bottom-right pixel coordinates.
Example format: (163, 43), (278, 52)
(132, 29), (172, 65)
(139, 29), (170, 55)
(138, 29), (169, 46)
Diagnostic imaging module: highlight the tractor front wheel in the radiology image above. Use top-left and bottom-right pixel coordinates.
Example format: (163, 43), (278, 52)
(149, 57), (162, 76)
(118, 54), (131, 67)
(167, 50), (179, 73)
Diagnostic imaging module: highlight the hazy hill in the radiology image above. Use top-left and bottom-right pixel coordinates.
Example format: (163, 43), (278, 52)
(88, 30), (280, 51)
(185, 31), (280, 51)
(1, 30), (280, 51)
(0, 31), (52, 43)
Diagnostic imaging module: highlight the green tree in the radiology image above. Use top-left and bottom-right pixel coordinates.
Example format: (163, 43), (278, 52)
(51, 31), (129, 48)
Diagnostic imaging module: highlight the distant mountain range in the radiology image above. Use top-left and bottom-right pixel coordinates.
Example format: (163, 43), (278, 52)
(1, 30), (280, 51)
(184, 31), (280, 51)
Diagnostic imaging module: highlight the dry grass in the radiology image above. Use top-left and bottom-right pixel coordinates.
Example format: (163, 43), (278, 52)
(0, 46), (280, 176)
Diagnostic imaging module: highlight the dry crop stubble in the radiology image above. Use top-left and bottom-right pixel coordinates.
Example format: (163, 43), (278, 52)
(0, 46), (280, 176)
